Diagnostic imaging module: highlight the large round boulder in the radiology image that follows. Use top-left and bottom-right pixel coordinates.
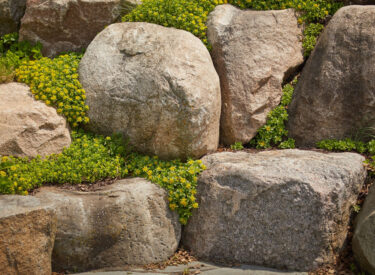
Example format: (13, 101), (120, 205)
(0, 195), (57, 275)
(79, 22), (221, 160)
(206, 5), (303, 146)
(0, 82), (71, 158)
(183, 150), (367, 271)
(35, 178), (181, 273)
(288, 6), (375, 146)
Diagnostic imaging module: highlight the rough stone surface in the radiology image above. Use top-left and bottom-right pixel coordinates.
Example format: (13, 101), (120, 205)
(183, 150), (367, 271)
(19, 0), (140, 57)
(0, 195), (57, 275)
(345, 0), (375, 4)
(76, 261), (308, 275)
(0, 82), (71, 158)
(288, 6), (375, 146)
(35, 178), (181, 273)
(206, 5), (303, 145)
(0, 0), (26, 35)
(79, 22), (221, 160)
(353, 185), (375, 274)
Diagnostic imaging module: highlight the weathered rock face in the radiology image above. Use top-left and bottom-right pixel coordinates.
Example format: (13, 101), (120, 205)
(0, 0), (26, 35)
(19, 0), (139, 57)
(0, 82), (71, 158)
(79, 22), (221, 160)
(345, 0), (375, 4)
(353, 185), (375, 274)
(35, 178), (181, 272)
(0, 195), (57, 275)
(183, 150), (366, 271)
(288, 6), (375, 146)
(206, 5), (303, 146)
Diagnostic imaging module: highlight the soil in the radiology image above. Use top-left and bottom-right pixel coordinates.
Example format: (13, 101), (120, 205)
(30, 178), (118, 195)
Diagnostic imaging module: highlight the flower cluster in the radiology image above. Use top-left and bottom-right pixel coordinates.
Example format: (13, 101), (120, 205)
(250, 78), (297, 149)
(0, 131), (128, 195)
(125, 153), (206, 224)
(123, 0), (342, 55)
(16, 53), (89, 127)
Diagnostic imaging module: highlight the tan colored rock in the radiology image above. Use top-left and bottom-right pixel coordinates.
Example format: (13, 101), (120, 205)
(0, 195), (57, 275)
(288, 6), (375, 146)
(35, 178), (181, 273)
(183, 150), (366, 271)
(206, 5), (303, 145)
(353, 185), (375, 274)
(0, 82), (71, 158)
(19, 0), (140, 57)
(344, 0), (375, 4)
(79, 22), (221, 160)
(0, 0), (26, 35)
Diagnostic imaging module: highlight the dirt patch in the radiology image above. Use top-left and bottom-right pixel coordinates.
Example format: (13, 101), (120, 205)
(30, 178), (119, 195)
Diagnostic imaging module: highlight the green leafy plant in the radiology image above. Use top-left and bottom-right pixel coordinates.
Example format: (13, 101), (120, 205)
(350, 263), (366, 275)
(302, 23), (324, 57)
(353, 204), (361, 213)
(0, 33), (42, 83)
(0, 33), (42, 62)
(0, 33), (18, 53)
(16, 53), (89, 128)
(250, 80), (297, 149)
(367, 140), (375, 155)
(123, 0), (343, 55)
(0, 131), (128, 195)
(316, 138), (367, 153)
(0, 57), (15, 83)
(230, 142), (244, 151)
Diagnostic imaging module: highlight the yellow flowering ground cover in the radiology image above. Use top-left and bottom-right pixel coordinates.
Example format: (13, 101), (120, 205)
(126, 153), (206, 224)
(0, 131), (206, 224)
(16, 54), (89, 128)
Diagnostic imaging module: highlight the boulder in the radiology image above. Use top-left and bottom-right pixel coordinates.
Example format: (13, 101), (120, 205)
(0, 0), (26, 35)
(34, 178), (181, 272)
(206, 5), (303, 146)
(345, 0), (375, 4)
(0, 82), (71, 158)
(353, 185), (375, 274)
(288, 6), (375, 146)
(182, 150), (366, 271)
(79, 22), (221, 160)
(19, 0), (140, 57)
(0, 195), (57, 275)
